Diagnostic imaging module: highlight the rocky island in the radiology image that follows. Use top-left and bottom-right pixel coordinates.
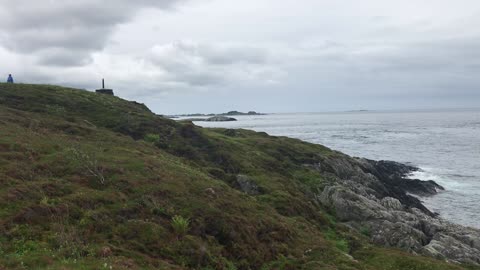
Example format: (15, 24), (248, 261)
(221, 110), (265, 116)
(173, 110), (265, 118)
(180, 116), (237, 122)
(0, 83), (478, 269)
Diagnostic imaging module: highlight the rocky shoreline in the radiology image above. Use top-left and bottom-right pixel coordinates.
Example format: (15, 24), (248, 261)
(312, 154), (480, 264)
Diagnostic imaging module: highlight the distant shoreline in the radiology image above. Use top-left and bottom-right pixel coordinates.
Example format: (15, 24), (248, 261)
(168, 110), (266, 119)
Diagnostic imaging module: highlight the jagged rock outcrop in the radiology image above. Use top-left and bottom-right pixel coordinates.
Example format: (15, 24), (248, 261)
(313, 154), (480, 264)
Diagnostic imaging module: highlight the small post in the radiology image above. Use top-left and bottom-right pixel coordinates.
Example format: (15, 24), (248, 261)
(102, 78), (105, 89)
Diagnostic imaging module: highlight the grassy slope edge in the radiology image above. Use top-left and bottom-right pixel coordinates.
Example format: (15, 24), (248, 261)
(0, 83), (477, 270)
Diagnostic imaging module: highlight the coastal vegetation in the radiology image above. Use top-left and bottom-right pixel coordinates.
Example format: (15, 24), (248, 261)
(0, 83), (478, 269)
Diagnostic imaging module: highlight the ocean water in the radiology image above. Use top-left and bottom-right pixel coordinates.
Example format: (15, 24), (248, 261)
(187, 110), (480, 229)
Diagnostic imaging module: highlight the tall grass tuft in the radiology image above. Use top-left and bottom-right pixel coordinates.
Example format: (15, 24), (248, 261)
(144, 133), (160, 144)
(171, 215), (190, 239)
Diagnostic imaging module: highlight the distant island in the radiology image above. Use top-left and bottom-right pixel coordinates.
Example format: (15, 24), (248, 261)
(345, 109), (371, 112)
(171, 110), (266, 118)
(221, 110), (266, 116)
(180, 116), (237, 122)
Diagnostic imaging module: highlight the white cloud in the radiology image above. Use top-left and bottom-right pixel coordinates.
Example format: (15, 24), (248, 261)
(0, 0), (185, 66)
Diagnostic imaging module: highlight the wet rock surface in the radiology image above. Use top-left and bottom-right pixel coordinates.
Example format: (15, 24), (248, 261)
(313, 154), (480, 265)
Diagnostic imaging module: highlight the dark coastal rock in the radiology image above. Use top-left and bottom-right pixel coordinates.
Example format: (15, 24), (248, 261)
(311, 153), (480, 265)
(358, 159), (444, 196)
(362, 159), (417, 179)
(402, 179), (445, 196)
(357, 159), (443, 214)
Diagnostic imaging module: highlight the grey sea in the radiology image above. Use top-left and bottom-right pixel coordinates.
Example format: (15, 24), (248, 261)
(186, 109), (480, 229)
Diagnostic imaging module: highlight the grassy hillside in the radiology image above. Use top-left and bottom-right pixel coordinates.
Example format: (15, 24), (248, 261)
(0, 83), (477, 270)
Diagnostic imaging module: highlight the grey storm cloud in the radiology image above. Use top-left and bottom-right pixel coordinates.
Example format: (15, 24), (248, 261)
(36, 48), (95, 67)
(146, 41), (275, 87)
(0, 0), (185, 66)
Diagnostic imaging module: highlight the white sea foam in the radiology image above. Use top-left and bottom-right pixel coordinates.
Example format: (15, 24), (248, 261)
(408, 169), (441, 182)
(408, 167), (466, 191)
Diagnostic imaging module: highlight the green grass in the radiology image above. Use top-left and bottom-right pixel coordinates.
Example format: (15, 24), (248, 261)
(144, 133), (161, 144)
(0, 83), (477, 269)
(171, 215), (190, 239)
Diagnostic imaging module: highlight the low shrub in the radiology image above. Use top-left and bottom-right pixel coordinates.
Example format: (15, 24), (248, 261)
(171, 215), (190, 239)
(144, 133), (160, 144)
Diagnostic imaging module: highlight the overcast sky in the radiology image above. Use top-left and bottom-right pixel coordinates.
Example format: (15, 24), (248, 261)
(1, 0), (479, 114)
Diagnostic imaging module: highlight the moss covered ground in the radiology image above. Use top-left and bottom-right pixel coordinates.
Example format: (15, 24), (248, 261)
(0, 83), (477, 270)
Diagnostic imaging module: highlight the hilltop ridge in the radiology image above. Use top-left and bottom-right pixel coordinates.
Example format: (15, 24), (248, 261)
(0, 83), (479, 270)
